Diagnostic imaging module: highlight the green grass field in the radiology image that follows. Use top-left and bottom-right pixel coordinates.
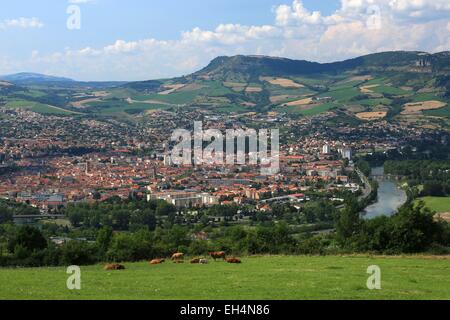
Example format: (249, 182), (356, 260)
(1, 255), (449, 300)
(357, 98), (391, 107)
(319, 87), (360, 102)
(424, 104), (450, 118)
(4, 100), (77, 115)
(416, 197), (450, 213)
(297, 102), (337, 116)
(371, 85), (410, 96)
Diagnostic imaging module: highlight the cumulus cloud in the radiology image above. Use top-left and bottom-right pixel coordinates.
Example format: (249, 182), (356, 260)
(275, 0), (325, 25)
(181, 24), (282, 45)
(4, 0), (450, 80)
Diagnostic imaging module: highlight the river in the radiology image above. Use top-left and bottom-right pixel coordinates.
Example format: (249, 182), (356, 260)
(363, 167), (408, 219)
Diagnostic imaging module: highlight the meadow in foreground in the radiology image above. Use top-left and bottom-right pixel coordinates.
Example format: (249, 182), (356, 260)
(0, 255), (449, 300)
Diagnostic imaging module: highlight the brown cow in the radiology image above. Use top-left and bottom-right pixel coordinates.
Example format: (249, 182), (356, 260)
(209, 251), (226, 261)
(104, 263), (126, 270)
(226, 257), (242, 264)
(171, 253), (184, 261)
(150, 259), (165, 265)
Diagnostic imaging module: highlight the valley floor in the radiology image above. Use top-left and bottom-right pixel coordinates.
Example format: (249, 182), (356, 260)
(0, 255), (449, 300)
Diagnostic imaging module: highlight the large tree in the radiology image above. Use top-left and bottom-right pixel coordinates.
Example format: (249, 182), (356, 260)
(8, 226), (47, 253)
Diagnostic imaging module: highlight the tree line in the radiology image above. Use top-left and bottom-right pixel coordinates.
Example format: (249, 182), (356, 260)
(384, 160), (450, 197)
(1, 197), (449, 267)
(0, 199), (40, 224)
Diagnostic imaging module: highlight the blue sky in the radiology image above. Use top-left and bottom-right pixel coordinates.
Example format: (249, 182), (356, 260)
(0, 0), (448, 80)
(0, 0), (339, 55)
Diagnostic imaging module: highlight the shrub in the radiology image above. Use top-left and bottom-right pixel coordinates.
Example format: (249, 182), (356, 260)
(61, 241), (98, 266)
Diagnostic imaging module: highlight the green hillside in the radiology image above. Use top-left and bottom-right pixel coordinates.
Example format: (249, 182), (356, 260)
(1, 51), (449, 122)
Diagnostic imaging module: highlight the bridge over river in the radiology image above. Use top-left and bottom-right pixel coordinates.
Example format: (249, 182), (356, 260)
(371, 173), (400, 182)
(13, 214), (66, 224)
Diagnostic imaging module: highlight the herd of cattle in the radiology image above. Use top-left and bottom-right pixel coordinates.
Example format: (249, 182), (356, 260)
(104, 252), (241, 270)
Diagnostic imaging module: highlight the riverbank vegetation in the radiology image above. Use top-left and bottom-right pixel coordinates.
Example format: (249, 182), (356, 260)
(384, 160), (450, 197)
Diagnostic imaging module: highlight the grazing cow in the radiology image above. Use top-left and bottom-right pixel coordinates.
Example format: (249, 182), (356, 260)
(209, 251), (226, 261)
(226, 257), (242, 264)
(104, 263), (126, 270)
(171, 253), (184, 261)
(190, 258), (201, 264)
(150, 259), (165, 265)
(199, 259), (209, 265)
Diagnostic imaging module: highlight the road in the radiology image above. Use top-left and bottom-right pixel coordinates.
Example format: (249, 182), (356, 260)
(13, 214), (66, 220)
(356, 168), (372, 201)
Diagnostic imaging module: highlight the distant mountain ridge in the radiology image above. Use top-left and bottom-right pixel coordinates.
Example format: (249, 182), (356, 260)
(188, 51), (450, 83)
(0, 72), (75, 84)
(4, 51), (449, 85)
(0, 73), (128, 89)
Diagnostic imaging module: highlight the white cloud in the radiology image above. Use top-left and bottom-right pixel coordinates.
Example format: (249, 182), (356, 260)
(0, 17), (44, 29)
(181, 24), (282, 45)
(275, 0), (325, 25)
(388, 0), (450, 21)
(68, 0), (95, 3)
(3, 0), (449, 81)
(389, 0), (450, 13)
